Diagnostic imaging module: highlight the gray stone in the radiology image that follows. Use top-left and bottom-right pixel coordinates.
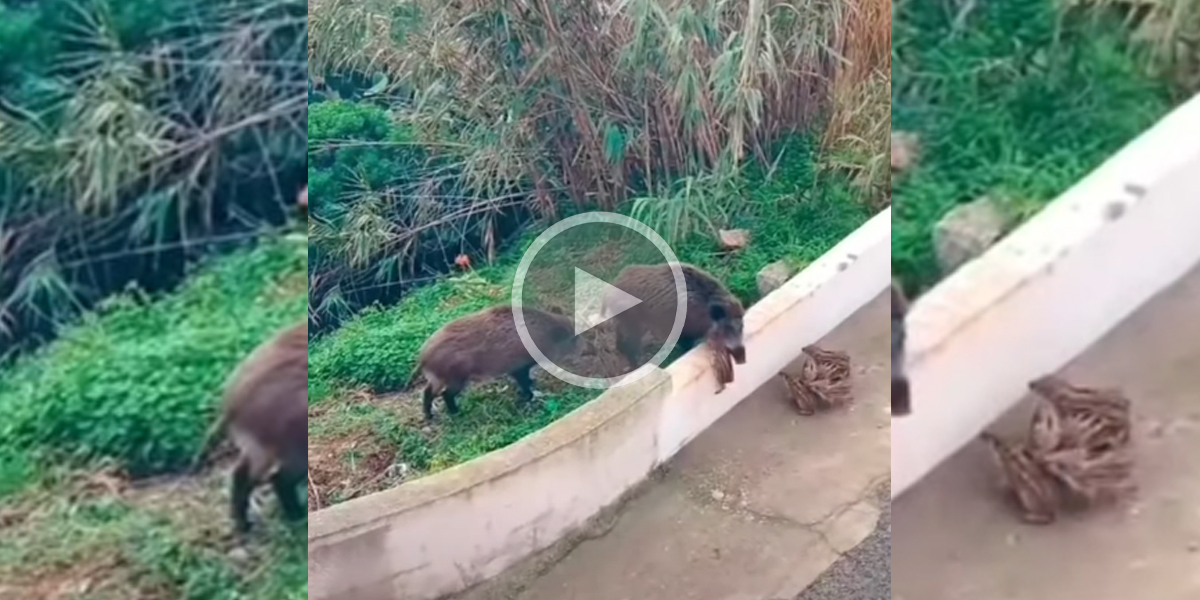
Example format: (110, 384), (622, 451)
(719, 229), (751, 250)
(757, 260), (796, 296)
(933, 196), (1010, 273)
(891, 131), (920, 173)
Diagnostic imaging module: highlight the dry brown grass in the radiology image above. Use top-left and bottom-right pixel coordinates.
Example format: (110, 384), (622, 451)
(1062, 0), (1200, 93)
(820, 0), (891, 207)
(309, 0), (873, 210)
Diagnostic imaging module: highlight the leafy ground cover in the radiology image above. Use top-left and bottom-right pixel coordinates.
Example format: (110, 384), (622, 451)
(0, 238), (307, 600)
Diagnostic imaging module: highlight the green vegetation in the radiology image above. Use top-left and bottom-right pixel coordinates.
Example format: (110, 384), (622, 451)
(310, 136), (865, 397)
(306, 0), (890, 326)
(306, 98), (472, 327)
(305, 0), (887, 506)
(1, 0), (306, 596)
(0, 0), (306, 358)
(0, 239), (307, 599)
(308, 137), (872, 502)
(0, 240), (307, 476)
(891, 0), (1195, 295)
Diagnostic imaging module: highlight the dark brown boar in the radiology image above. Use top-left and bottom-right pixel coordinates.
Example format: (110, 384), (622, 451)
(604, 264), (747, 385)
(197, 321), (308, 534)
(413, 305), (577, 421)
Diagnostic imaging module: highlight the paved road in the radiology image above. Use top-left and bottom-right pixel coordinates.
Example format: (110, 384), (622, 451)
(461, 293), (891, 600)
(795, 483), (890, 600)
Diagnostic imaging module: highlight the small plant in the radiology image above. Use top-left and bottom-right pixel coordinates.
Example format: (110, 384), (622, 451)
(629, 173), (735, 245)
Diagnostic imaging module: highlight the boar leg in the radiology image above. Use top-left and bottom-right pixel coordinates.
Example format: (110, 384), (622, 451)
(230, 458), (255, 534)
(615, 325), (643, 368)
(272, 469), (305, 522)
(442, 385), (462, 416)
(511, 365), (535, 406)
(422, 384), (437, 421)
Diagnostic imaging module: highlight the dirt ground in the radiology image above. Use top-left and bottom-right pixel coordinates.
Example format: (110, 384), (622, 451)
(0, 461), (293, 600)
(892, 262), (1200, 599)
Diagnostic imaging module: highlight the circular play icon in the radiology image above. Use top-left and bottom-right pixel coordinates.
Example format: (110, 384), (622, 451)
(512, 212), (687, 390)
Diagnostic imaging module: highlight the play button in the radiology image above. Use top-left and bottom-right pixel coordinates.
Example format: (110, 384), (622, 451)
(574, 267), (641, 335)
(513, 212), (687, 390)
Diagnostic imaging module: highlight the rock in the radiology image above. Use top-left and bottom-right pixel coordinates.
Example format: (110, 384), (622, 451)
(933, 196), (1009, 273)
(718, 229), (750, 250)
(227, 547), (251, 563)
(711, 489), (726, 501)
(756, 260), (796, 296)
(891, 131), (920, 173)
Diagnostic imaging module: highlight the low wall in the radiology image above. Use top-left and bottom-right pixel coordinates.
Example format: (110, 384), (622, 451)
(308, 208), (892, 600)
(892, 95), (1200, 498)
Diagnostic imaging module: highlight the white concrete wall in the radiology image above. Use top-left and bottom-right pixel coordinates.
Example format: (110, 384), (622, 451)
(656, 209), (892, 463)
(308, 208), (892, 600)
(893, 95), (1200, 498)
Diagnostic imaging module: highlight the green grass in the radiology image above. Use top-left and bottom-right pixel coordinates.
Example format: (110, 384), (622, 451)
(0, 237), (307, 599)
(307, 137), (872, 500)
(670, 137), (873, 302)
(0, 238), (308, 477)
(891, 0), (1177, 295)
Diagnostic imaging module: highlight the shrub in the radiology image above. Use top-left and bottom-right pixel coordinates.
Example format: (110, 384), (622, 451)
(305, 0), (891, 327)
(307, 100), (432, 217)
(0, 0), (306, 358)
(0, 239), (307, 476)
(306, 99), (505, 331)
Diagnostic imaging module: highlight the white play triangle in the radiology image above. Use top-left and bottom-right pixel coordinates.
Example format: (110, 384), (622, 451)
(574, 267), (642, 335)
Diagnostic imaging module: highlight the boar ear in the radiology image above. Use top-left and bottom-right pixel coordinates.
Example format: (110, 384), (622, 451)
(708, 302), (727, 322)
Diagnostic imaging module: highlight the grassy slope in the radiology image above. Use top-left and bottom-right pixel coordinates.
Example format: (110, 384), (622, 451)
(891, 0), (1175, 295)
(307, 138), (871, 504)
(0, 238), (307, 600)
